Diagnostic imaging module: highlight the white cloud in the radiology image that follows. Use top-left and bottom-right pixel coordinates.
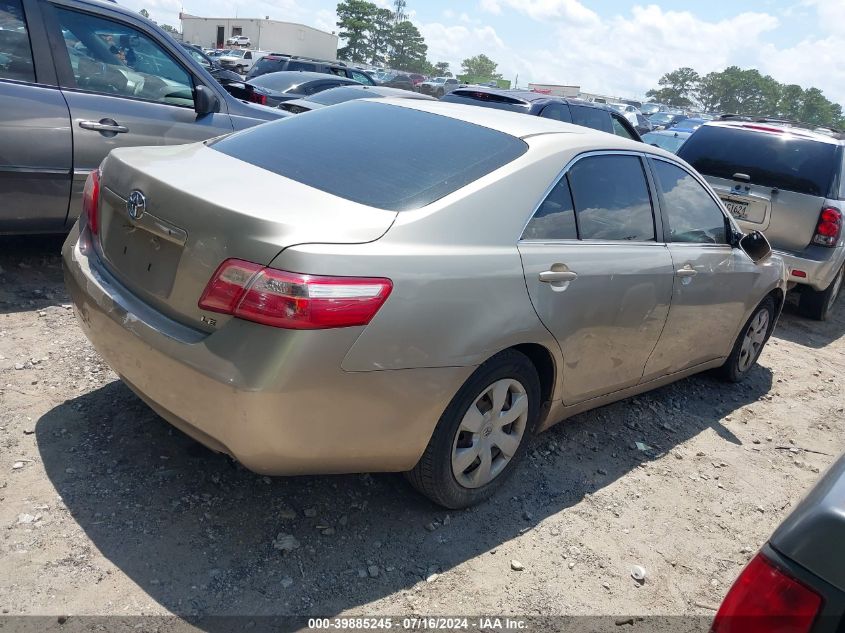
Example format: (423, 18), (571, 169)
(481, 0), (599, 25)
(418, 21), (507, 70)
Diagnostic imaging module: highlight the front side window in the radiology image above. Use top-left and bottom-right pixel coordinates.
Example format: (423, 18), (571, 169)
(568, 154), (655, 241)
(522, 175), (577, 240)
(611, 115), (636, 139)
(350, 70), (372, 85)
(0, 0), (35, 82)
(54, 7), (194, 106)
(652, 159), (727, 244)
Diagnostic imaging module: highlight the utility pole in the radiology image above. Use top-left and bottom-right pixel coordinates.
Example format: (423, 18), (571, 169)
(393, 0), (406, 25)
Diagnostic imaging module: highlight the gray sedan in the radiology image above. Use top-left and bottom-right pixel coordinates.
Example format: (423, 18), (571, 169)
(63, 100), (786, 508)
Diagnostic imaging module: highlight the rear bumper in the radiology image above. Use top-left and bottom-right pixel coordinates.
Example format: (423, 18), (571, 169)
(775, 246), (844, 291)
(62, 227), (472, 475)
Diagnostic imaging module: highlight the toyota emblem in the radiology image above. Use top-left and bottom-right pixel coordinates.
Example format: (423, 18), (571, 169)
(126, 190), (146, 221)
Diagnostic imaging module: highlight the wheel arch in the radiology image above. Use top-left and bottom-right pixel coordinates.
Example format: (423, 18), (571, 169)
(508, 342), (557, 422)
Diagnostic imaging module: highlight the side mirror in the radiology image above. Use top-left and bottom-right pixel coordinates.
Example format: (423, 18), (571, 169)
(194, 85), (219, 116)
(738, 230), (772, 263)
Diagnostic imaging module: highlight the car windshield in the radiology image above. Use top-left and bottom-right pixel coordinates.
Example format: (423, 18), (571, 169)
(210, 100), (528, 211)
(226, 50), (246, 58)
(678, 125), (839, 196)
(642, 131), (688, 153)
(430, 77), (446, 83)
(641, 104), (660, 114)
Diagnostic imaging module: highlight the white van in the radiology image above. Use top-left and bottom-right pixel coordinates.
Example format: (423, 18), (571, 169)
(218, 49), (268, 74)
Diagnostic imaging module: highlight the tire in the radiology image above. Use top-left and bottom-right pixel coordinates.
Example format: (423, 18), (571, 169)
(436, 89), (444, 98)
(717, 296), (776, 383)
(406, 349), (541, 509)
(799, 264), (844, 321)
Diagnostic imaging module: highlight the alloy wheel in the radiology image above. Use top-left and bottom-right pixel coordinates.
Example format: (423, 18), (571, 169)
(451, 378), (528, 489)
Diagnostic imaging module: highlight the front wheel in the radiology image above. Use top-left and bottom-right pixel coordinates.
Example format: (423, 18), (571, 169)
(799, 265), (843, 321)
(717, 297), (775, 382)
(406, 349), (541, 509)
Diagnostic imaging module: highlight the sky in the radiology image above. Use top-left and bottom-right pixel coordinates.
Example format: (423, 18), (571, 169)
(127, 0), (845, 105)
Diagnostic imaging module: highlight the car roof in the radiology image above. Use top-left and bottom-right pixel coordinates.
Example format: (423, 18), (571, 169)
(449, 87), (614, 111)
(702, 120), (844, 145)
(249, 71), (356, 83)
(375, 98), (649, 146)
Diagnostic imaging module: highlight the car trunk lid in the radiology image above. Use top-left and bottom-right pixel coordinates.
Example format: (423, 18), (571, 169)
(95, 142), (397, 331)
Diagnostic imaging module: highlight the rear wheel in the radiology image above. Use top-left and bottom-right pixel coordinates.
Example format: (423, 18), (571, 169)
(406, 350), (540, 509)
(717, 297), (775, 383)
(436, 88), (444, 98)
(799, 265), (843, 321)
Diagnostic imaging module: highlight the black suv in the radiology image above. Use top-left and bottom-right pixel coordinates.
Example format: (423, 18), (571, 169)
(246, 55), (375, 85)
(441, 88), (642, 141)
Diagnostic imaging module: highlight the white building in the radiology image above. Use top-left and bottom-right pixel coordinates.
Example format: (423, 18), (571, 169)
(180, 13), (339, 60)
(527, 83), (580, 98)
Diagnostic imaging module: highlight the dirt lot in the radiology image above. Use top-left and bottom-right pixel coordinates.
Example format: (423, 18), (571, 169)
(0, 235), (843, 629)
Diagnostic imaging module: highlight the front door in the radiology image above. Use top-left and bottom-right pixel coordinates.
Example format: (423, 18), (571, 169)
(46, 3), (234, 227)
(0, 0), (72, 232)
(519, 153), (674, 405)
(643, 157), (759, 379)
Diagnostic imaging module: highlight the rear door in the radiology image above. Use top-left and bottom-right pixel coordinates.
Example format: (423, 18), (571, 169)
(642, 157), (758, 378)
(0, 0), (72, 232)
(518, 151), (674, 405)
(44, 0), (234, 228)
(678, 125), (839, 252)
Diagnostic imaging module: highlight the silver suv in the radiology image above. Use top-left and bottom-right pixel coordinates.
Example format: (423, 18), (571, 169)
(0, 0), (284, 234)
(679, 120), (845, 320)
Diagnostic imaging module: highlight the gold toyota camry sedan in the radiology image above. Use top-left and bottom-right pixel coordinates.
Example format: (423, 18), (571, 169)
(63, 99), (787, 508)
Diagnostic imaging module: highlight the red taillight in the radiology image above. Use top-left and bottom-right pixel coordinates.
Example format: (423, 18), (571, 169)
(792, 269), (807, 278)
(812, 207), (842, 246)
(248, 91), (267, 105)
(198, 258), (393, 329)
(82, 169), (100, 235)
(711, 553), (822, 633)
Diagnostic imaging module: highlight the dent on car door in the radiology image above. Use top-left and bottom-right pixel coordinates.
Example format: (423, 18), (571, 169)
(0, 0), (72, 232)
(518, 153), (674, 405)
(44, 2), (234, 227)
(642, 157), (759, 379)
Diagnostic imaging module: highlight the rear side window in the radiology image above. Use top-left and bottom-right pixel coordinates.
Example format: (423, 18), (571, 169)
(210, 100), (528, 211)
(678, 125), (838, 197)
(568, 155), (655, 241)
(522, 176), (577, 240)
(539, 103), (572, 123)
(0, 0), (35, 82)
(652, 159), (727, 244)
(570, 105), (612, 134)
(287, 61), (317, 72)
(252, 57), (283, 75)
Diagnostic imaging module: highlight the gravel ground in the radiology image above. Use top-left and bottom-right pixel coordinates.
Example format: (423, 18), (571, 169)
(0, 235), (843, 629)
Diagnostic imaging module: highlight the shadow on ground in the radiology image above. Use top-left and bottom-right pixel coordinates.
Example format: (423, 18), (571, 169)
(36, 364), (770, 629)
(0, 235), (67, 314)
(770, 291), (845, 349)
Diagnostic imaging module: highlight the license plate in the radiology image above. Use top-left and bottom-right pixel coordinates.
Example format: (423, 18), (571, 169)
(721, 198), (749, 220)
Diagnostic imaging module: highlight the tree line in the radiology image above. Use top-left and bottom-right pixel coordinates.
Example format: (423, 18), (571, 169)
(337, 0), (502, 81)
(647, 66), (844, 129)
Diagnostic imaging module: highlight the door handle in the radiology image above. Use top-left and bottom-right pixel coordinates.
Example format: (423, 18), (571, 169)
(676, 266), (697, 277)
(539, 270), (578, 283)
(79, 119), (129, 134)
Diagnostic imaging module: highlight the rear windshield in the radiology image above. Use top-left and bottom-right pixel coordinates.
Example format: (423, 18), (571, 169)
(209, 100), (528, 211)
(306, 85), (370, 105)
(678, 125), (839, 197)
(251, 57), (283, 74)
